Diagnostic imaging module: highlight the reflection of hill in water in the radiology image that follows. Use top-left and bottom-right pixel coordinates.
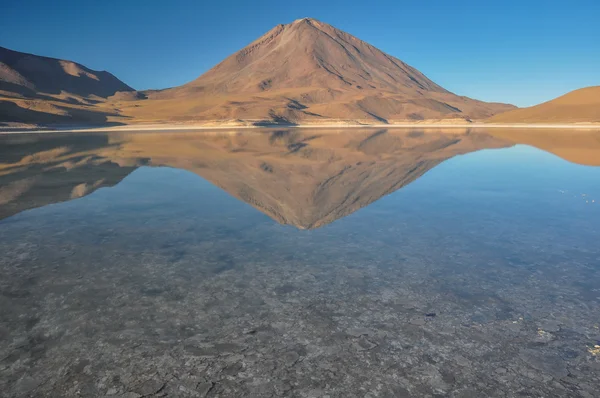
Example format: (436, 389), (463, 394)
(1, 128), (599, 228)
(0, 134), (137, 221)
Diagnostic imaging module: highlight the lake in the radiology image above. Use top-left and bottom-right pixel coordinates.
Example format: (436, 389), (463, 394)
(0, 128), (599, 397)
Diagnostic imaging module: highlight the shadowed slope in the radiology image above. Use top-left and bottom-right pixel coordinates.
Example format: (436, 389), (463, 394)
(0, 46), (134, 124)
(0, 46), (133, 98)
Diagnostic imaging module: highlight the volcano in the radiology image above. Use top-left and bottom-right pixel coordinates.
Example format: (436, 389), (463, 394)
(121, 18), (515, 124)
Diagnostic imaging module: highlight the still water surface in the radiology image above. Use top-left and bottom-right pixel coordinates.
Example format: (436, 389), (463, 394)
(0, 129), (599, 397)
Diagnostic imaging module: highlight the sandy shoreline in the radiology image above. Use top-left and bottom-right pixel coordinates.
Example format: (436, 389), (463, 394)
(1, 122), (600, 134)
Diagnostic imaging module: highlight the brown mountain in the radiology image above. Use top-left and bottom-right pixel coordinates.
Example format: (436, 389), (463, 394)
(118, 18), (515, 124)
(488, 86), (600, 123)
(0, 46), (133, 124)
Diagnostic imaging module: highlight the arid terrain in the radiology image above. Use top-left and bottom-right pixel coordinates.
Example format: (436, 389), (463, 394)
(3, 4), (600, 397)
(3, 19), (600, 128)
(1, 19), (518, 127)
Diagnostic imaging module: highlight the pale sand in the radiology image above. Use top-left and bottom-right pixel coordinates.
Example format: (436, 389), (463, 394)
(2, 122), (600, 134)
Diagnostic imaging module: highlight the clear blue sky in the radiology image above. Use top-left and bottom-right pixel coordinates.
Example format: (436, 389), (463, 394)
(1, 0), (598, 106)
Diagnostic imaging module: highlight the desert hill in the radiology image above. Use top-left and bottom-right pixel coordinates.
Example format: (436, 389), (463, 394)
(0, 46), (133, 124)
(116, 18), (515, 124)
(488, 86), (600, 124)
(0, 46), (133, 98)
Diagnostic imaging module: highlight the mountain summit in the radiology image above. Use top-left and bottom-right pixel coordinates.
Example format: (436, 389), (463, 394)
(125, 18), (514, 124)
(180, 17), (448, 95)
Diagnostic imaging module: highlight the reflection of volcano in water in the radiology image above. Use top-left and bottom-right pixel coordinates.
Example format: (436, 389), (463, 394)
(1, 128), (598, 228)
(170, 130), (510, 229)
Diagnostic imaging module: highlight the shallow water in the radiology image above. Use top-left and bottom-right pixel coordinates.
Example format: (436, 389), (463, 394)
(0, 129), (599, 397)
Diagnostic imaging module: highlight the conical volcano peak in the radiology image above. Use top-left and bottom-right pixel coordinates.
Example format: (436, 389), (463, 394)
(290, 17), (323, 27)
(171, 18), (450, 96)
(142, 18), (515, 123)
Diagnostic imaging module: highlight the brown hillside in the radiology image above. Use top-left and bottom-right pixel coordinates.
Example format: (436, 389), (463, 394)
(0, 46), (133, 98)
(488, 86), (600, 123)
(0, 46), (133, 124)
